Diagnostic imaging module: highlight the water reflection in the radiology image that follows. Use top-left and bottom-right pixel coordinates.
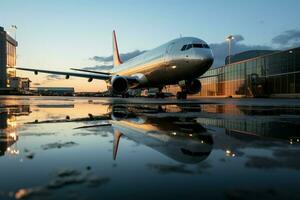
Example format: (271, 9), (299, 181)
(109, 105), (213, 164)
(26, 103), (300, 164)
(0, 105), (30, 156)
(31, 104), (214, 164)
(1, 98), (300, 199)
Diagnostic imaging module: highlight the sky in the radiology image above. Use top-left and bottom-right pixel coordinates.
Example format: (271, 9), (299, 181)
(1, 0), (300, 92)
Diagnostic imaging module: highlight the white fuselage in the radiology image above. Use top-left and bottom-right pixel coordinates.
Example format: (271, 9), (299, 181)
(110, 37), (214, 88)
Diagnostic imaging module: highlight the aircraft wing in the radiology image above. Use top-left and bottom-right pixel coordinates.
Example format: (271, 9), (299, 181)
(199, 74), (223, 79)
(70, 68), (111, 75)
(16, 67), (111, 80)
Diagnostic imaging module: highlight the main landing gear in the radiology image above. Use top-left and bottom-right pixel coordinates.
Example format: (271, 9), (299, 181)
(121, 93), (129, 98)
(176, 91), (187, 99)
(155, 87), (165, 98)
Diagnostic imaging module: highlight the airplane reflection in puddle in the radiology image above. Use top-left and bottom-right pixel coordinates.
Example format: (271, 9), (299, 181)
(26, 103), (300, 163)
(30, 104), (214, 164)
(109, 105), (213, 164)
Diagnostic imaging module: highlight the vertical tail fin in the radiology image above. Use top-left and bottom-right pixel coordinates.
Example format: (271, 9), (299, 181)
(113, 130), (122, 160)
(112, 30), (122, 66)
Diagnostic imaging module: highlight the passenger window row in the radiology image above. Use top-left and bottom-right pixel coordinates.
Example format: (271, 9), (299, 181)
(181, 43), (210, 51)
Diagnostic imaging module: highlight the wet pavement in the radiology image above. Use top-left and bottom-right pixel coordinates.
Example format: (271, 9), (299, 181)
(0, 96), (300, 200)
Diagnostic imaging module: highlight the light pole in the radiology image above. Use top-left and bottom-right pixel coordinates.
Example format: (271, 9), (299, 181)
(226, 35), (234, 64)
(11, 25), (17, 40)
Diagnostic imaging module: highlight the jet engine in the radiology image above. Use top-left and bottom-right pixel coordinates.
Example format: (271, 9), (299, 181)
(180, 79), (202, 94)
(111, 76), (129, 94)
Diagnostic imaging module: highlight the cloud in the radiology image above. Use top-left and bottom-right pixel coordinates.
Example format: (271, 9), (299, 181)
(30, 75), (64, 87)
(231, 35), (245, 43)
(245, 149), (300, 170)
(89, 40), (272, 68)
(210, 30), (300, 67)
(147, 163), (194, 174)
(46, 74), (64, 80)
(272, 29), (300, 47)
(225, 188), (288, 200)
(209, 34), (272, 67)
(81, 65), (113, 71)
(83, 50), (147, 71)
(32, 82), (41, 86)
(89, 50), (147, 63)
(87, 34), (273, 68)
(87, 30), (300, 69)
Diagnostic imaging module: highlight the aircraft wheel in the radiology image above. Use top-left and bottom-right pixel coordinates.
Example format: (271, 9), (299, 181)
(155, 92), (165, 98)
(176, 92), (187, 99)
(176, 92), (182, 99)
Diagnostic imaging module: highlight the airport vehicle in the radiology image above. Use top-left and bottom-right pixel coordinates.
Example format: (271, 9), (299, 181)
(17, 31), (214, 99)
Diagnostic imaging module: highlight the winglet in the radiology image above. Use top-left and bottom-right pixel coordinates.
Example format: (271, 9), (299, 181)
(112, 30), (122, 66)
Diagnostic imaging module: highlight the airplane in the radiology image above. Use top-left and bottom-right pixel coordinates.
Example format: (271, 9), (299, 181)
(17, 31), (214, 99)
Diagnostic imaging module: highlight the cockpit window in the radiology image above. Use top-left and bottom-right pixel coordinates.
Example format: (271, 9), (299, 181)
(193, 44), (203, 48)
(181, 43), (210, 51)
(186, 44), (192, 50)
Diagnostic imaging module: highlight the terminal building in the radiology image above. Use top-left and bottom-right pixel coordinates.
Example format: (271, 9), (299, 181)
(197, 47), (300, 98)
(33, 87), (75, 96)
(0, 26), (30, 94)
(0, 26), (17, 88)
(164, 47), (300, 98)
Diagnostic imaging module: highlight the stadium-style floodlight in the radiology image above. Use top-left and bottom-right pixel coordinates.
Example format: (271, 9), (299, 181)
(226, 35), (234, 64)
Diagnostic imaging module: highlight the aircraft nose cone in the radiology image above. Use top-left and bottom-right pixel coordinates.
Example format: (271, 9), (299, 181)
(198, 50), (214, 67)
(205, 55), (214, 66)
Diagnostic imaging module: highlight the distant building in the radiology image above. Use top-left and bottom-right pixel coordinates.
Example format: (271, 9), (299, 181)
(0, 26), (17, 88)
(9, 77), (30, 90)
(35, 87), (74, 96)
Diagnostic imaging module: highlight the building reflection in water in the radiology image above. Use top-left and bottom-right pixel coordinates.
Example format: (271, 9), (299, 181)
(199, 104), (300, 141)
(198, 104), (300, 158)
(0, 105), (30, 156)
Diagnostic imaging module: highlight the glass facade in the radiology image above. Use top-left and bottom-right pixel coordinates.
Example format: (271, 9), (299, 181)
(199, 47), (300, 97)
(6, 41), (17, 87)
(6, 42), (16, 68)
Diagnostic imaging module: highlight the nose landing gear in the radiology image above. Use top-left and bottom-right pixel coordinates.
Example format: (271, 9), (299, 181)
(155, 87), (165, 98)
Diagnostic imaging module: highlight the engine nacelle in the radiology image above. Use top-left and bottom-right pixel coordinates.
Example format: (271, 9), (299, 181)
(111, 76), (129, 94)
(111, 105), (128, 120)
(179, 79), (202, 94)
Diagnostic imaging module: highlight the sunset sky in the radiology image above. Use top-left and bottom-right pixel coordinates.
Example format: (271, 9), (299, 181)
(1, 0), (300, 92)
